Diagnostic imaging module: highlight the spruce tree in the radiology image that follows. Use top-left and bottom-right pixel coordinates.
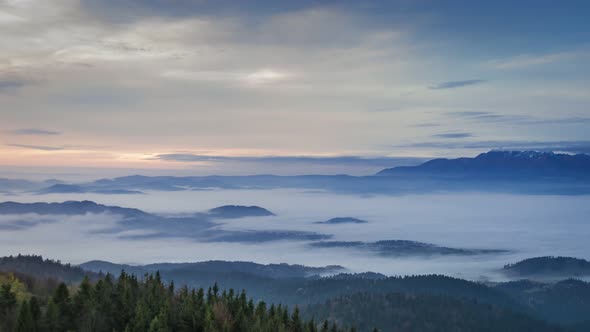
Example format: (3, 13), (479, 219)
(291, 306), (303, 332)
(0, 283), (17, 330)
(148, 306), (170, 332)
(42, 299), (59, 332)
(29, 296), (41, 331)
(53, 283), (73, 331)
(16, 300), (34, 332)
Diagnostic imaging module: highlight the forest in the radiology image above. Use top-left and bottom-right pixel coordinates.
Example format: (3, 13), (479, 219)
(2, 255), (590, 331)
(0, 270), (351, 332)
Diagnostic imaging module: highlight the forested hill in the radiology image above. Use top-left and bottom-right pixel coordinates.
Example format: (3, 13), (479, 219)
(503, 256), (590, 278)
(304, 292), (565, 332)
(0, 271), (350, 332)
(0, 255), (97, 283)
(2, 255), (590, 331)
(0, 268), (573, 332)
(80, 260), (344, 280)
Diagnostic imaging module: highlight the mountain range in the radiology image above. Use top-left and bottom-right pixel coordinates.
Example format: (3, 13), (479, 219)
(377, 150), (590, 177)
(2, 150), (588, 196)
(79, 260), (344, 279)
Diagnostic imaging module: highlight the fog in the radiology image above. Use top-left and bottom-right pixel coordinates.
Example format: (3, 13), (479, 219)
(1, 189), (589, 281)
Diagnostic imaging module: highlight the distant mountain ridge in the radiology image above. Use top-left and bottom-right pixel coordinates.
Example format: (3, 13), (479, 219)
(377, 150), (590, 177)
(80, 260), (344, 279)
(16, 151), (590, 196)
(38, 184), (143, 195)
(0, 200), (149, 218)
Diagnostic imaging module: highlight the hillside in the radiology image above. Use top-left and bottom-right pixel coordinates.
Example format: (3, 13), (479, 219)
(314, 217), (369, 224)
(3, 255), (590, 329)
(496, 279), (590, 324)
(304, 292), (565, 332)
(0, 200), (149, 219)
(503, 256), (590, 279)
(0, 269), (347, 332)
(208, 205), (276, 218)
(0, 255), (97, 284)
(80, 260), (345, 280)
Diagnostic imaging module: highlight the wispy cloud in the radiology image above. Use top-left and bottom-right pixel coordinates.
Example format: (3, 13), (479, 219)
(0, 79), (29, 91)
(6, 144), (64, 151)
(152, 154), (425, 166)
(429, 80), (486, 90)
(8, 128), (61, 136)
(488, 50), (588, 69)
(447, 111), (590, 125)
(447, 111), (523, 122)
(432, 132), (473, 139)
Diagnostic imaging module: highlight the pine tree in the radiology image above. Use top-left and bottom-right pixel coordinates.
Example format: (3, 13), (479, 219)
(307, 318), (317, 332)
(132, 300), (153, 332)
(53, 282), (73, 331)
(43, 299), (59, 332)
(330, 322), (338, 332)
(212, 283), (219, 298)
(29, 296), (41, 331)
(16, 300), (34, 332)
(0, 283), (17, 330)
(148, 306), (170, 332)
(291, 306), (303, 332)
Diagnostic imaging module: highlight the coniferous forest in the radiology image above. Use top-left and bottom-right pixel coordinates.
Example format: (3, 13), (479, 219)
(3, 255), (590, 332)
(0, 270), (348, 332)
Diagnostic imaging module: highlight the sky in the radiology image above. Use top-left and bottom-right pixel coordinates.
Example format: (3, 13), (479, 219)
(1, 0), (589, 176)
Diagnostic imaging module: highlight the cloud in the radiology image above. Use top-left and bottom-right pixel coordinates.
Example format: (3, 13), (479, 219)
(429, 80), (486, 90)
(79, 0), (318, 23)
(153, 154), (425, 166)
(432, 133), (473, 139)
(5, 143), (110, 152)
(8, 128), (61, 136)
(161, 68), (294, 85)
(244, 69), (292, 84)
(488, 50), (589, 70)
(0, 79), (28, 91)
(6, 144), (64, 151)
(446, 111), (522, 123)
(145, 154), (429, 175)
(525, 117), (590, 125)
(447, 111), (590, 125)
(412, 123), (440, 128)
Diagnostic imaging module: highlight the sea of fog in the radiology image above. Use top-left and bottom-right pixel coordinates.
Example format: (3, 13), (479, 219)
(1, 189), (589, 281)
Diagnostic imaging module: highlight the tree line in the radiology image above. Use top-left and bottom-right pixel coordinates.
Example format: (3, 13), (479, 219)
(0, 271), (353, 332)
